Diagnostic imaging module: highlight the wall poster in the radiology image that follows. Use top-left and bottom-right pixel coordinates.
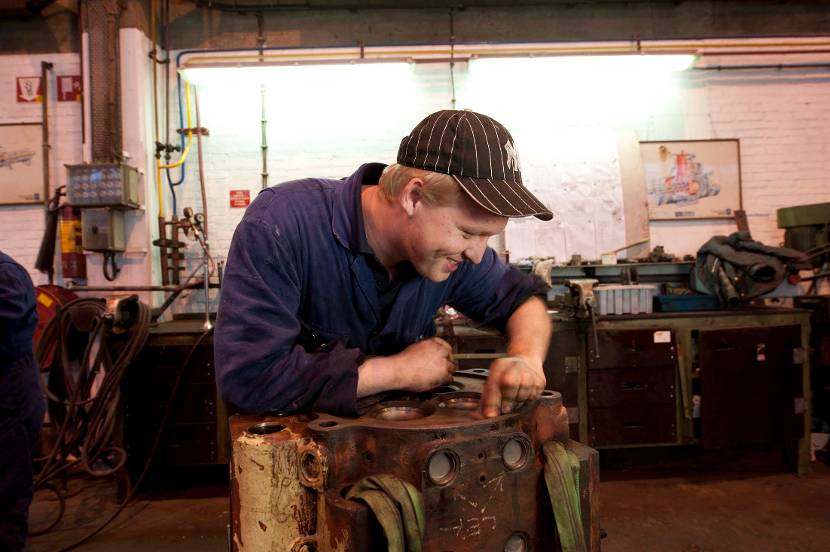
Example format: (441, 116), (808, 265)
(640, 139), (742, 220)
(0, 123), (44, 205)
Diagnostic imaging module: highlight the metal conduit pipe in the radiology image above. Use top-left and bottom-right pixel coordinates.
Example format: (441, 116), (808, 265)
(176, 46), (830, 78)
(66, 284), (219, 292)
(175, 39), (830, 69)
(695, 63), (830, 71)
(194, 89), (209, 239)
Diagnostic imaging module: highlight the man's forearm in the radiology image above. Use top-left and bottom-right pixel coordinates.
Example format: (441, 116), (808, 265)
(505, 296), (551, 373)
(356, 356), (399, 398)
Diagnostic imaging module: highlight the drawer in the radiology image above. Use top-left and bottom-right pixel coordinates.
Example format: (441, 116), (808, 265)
(544, 328), (583, 407)
(588, 365), (676, 408)
(587, 329), (676, 370)
(589, 403), (677, 446)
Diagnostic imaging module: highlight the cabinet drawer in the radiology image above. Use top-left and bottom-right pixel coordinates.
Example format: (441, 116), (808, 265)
(589, 403), (677, 446)
(588, 365), (676, 408)
(587, 329), (676, 370)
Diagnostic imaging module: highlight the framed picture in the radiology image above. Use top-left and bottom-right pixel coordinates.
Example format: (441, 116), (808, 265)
(0, 123), (44, 205)
(640, 139), (742, 220)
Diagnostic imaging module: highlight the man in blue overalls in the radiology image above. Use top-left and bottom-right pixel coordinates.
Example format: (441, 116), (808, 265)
(0, 251), (44, 551)
(216, 110), (554, 419)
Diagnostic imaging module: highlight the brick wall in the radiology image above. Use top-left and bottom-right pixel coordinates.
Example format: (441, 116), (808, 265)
(649, 58), (830, 255)
(0, 53), (82, 283)
(2, 44), (828, 302)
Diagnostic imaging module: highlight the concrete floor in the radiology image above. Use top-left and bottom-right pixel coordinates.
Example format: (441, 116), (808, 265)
(27, 461), (830, 551)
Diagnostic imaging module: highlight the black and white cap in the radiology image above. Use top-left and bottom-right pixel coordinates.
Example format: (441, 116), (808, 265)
(397, 109), (553, 221)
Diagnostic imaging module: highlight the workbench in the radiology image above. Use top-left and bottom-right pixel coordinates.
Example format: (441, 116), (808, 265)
(451, 307), (813, 474)
(120, 308), (812, 478)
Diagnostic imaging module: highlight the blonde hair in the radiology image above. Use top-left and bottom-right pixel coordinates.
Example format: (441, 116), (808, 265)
(378, 164), (462, 207)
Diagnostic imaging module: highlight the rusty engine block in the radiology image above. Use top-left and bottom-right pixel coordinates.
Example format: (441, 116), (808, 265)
(230, 374), (600, 552)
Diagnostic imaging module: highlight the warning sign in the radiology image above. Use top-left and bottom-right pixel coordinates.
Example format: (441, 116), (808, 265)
(57, 75), (82, 102)
(229, 189), (251, 208)
(16, 76), (43, 103)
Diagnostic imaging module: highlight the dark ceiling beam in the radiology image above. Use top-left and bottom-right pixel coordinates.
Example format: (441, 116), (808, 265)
(194, 0), (724, 11)
(0, 0), (57, 19)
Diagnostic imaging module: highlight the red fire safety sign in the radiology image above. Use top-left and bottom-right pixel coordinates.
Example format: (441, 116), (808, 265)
(57, 75), (82, 102)
(229, 190), (251, 208)
(16, 76), (43, 103)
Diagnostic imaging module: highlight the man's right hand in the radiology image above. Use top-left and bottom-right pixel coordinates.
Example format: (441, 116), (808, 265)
(357, 337), (455, 398)
(394, 337), (455, 392)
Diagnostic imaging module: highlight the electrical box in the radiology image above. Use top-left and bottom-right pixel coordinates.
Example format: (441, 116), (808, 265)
(66, 163), (140, 208)
(82, 208), (125, 252)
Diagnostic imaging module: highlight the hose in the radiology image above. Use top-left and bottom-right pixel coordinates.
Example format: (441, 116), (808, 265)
(55, 327), (214, 551)
(31, 296), (151, 528)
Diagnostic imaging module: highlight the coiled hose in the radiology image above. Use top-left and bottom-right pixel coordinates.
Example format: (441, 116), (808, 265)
(31, 296), (151, 533)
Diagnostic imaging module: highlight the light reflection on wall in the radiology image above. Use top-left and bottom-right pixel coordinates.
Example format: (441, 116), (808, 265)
(182, 62), (419, 178)
(460, 55), (693, 261)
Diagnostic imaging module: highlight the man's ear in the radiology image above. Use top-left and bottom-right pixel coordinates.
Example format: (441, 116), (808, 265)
(400, 177), (425, 217)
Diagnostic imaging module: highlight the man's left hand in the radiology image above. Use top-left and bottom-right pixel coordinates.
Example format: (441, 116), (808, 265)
(477, 357), (546, 418)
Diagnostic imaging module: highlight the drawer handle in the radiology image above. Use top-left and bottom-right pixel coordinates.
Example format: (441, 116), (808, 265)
(622, 382), (644, 391)
(623, 422), (643, 429)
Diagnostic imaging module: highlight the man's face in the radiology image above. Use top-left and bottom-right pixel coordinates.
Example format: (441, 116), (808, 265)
(403, 195), (508, 282)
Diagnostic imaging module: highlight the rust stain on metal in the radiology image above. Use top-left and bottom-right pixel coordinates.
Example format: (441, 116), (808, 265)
(295, 487), (317, 535)
(230, 389), (601, 551)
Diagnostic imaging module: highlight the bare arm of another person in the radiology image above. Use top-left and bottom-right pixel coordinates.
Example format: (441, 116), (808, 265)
(479, 296), (551, 418)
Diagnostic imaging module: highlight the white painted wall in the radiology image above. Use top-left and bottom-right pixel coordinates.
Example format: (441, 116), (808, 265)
(0, 30), (157, 300)
(2, 40), (829, 308)
(0, 53), (82, 283)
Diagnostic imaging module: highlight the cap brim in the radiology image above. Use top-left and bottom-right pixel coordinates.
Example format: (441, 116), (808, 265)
(452, 175), (553, 221)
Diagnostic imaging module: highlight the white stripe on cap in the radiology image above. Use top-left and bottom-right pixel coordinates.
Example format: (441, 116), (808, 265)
(419, 111), (447, 167)
(486, 178), (522, 215)
(412, 114), (432, 165)
(470, 112), (494, 179)
(489, 119), (506, 180)
(460, 114), (479, 177)
(500, 177), (537, 211)
(402, 133), (414, 160)
(452, 175), (500, 213)
(448, 114), (460, 174)
(434, 114), (454, 172)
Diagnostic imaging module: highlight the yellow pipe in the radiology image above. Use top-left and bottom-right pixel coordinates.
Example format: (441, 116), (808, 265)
(156, 81), (194, 217)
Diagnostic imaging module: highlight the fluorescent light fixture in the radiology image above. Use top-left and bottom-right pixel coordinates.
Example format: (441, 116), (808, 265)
(180, 60), (413, 88)
(184, 60), (418, 152)
(464, 55), (695, 124)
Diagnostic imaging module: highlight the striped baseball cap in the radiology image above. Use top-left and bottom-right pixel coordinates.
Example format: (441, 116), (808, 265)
(397, 109), (553, 221)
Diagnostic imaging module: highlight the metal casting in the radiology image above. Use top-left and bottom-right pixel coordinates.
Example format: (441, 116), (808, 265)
(230, 376), (601, 551)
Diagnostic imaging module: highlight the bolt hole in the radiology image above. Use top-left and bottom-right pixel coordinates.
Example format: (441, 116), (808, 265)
(479, 474), (487, 484)
(318, 421), (337, 428)
(246, 422), (286, 435)
(502, 437), (530, 471)
(478, 451), (486, 460)
(301, 452), (320, 480)
(427, 450), (459, 486)
(364, 452), (374, 463)
(504, 532), (528, 552)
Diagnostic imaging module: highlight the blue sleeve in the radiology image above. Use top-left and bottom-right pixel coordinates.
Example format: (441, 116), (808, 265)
(445, 248), (547, 332)
(0, 259), (37, 359)
(214, 215), (363, 416)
